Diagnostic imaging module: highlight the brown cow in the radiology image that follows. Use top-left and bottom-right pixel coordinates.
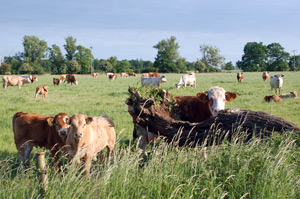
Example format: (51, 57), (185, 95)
(237, 72), (244, 83)
(141, 73), (149, 77)
(120, 72), (128, 78)
(128, 72), (136, 77)
(109, 73), (118, 81)
(149, 72), (160, 77)
(91, 73), (99, 78)
(13, 112), (70, 169)
(264, 95), (282, 102)
(262, 71), (270, 82)
(66, 74), (78, 85)
(66, 114), (116, 175)
(35, 86), (49, 101)
(174, 86), (238, 123)
(60, 75), (66, 83)
(53, 78), (60, 85)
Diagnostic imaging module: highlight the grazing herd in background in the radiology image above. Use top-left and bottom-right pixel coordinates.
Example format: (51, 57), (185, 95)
(0, 71), (298, 175)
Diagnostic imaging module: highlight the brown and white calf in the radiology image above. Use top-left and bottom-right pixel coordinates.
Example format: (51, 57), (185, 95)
(35, 86), (49, 101)
(264, 95), (282, 103)
(262, 72), (269, 82)
(109, 73), (118, 81)
(13, 112), (70, 169)
(279, 91), (297, 99)
(128, 72), (136, 77)
(174, 86), (238, 123)
(60, 75), (66, 83)
(53, 78), (60, 85)
(120, 72), (128, 78)
(66, 74), (78, 85)
(66, 114), (116, 175)
(237, 72), (244, 83)
(91, 73), (99, 78)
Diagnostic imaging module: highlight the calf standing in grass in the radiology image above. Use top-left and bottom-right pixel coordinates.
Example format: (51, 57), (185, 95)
(66, 114), (116, 175)
(270, 74), (284, 95)
(262, 71), (269, 82)
(35, 86), (49, 101)
(237, 72), (244, 83)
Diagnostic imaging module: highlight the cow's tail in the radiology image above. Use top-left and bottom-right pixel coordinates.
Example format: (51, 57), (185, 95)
(12, 112), (24, 136)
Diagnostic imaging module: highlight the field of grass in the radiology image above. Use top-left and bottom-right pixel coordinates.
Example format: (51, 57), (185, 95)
(0, 72), (299, 198)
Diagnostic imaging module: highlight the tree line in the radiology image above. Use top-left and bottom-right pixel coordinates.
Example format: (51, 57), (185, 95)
(0, 35), (299, 75)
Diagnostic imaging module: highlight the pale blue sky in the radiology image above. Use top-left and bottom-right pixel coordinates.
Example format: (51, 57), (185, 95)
(1, 0), (299, 64)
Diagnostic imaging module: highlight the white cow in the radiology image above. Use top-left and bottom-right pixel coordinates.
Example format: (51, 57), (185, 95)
(175, 72), (196, 89)
(270, 74), (284, 95)
(141, 75), (167, 87)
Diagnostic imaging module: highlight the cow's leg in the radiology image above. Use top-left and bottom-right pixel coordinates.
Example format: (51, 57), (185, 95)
(84, 156), (92, 175)
(24, 142), (33, 167)
(17, 145), (25, 165)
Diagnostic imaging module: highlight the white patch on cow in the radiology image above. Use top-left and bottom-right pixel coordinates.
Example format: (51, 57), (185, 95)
(206, 86), (227, 116)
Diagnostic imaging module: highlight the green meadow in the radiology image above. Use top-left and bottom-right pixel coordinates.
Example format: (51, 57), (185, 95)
(0, 72), (299, 198)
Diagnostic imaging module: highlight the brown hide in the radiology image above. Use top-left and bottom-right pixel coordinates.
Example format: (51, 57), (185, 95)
(53, 78), (60, 85)
(13, 112), (70, 169)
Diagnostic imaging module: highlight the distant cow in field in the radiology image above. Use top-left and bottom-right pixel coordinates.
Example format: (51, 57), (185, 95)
(109, 73), (118, 81)
(53, 78), (60, 85)
(128, 72), (136, 77)
(142, 73), (149, 77)
(264, 95), (282, 103)
(60, 75), (66, 83)
(174, 86), (238, 123)
(279, 91), (297, 99)
(13, 112), (70, 170)
(175, 72), (196, 89)
(66, 114), (116, 175)
(66, 74), (78, 85)
(106, 72), (114, 77)
(141, 75), (167, 87)
(262, 72), (269, 82)
(270, 74), (284, 95)
(2, 75), (37, 90)
(148, 72), (160, 77)
(91, 73), (99, 78)
(120, 72), (128, 78)
(35, 86), (49, 101)
(237, 72), (244, 83)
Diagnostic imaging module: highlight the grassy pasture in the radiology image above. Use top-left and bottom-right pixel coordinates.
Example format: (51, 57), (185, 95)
(0, 72), (299, 198)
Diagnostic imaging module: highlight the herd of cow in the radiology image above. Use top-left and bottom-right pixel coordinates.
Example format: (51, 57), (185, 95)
(1, 71), (298, 175)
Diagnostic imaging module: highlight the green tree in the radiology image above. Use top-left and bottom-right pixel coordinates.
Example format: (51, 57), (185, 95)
(153, 36), (180, 73)
(19, 63), (34, 74)
(49, 44), (65, 74)
(23, 35), (48, 71)
(237, 42), (268, 71)
(107, 56), (118, 72)
(289, 55), (300, 71)
(224, 61), (235, 70)
(266, 43), (290, 71)
(67, 60), (81, 74)
(0, 62), (11, 74)
(194, 60), (207, 72)
(115, 60), (131, 72)
(75, 45), (92, 74)
(64, 36), (77, 61)
(98, 59), (113, 72)
(176, 57), (187, 73)
(200, 44), (225, 69)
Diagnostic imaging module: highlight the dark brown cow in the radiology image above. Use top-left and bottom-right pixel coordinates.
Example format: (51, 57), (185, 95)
(53, 78), (60, 85)
(174, 86), (238, 123)
(264, 95), (282, 102)
(13, 112), (70, 169)
(128, 72), (136, 77)
(66, 74), (78, 85)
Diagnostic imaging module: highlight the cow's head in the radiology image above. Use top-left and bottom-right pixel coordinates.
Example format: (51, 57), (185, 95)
(68, 114), (93, 141)
(196, 86), (238, 116)
(47, 113), (70, 139)
(273, 74), (284, 85)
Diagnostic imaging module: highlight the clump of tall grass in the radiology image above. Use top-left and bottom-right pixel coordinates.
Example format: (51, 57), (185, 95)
(0, 131), (299, 199)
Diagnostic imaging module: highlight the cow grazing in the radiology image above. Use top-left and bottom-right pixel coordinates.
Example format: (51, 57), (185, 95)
(2, 75), (37, 90)
(128, 72), (136, 77)
(264, 95), (282, 103)
(141, 73), (149, 77)
(53, 78), (60, 85)
(60, 75), (66, 83)
(109, 73), (118, 81)
(120, 72), (128, 78)
(270, 74), (284, 95)
(174, 86), (238, 123)
(262, 72), (270, 82)
(237, 72), (244, 83)
(175, 72), (196, 89)
(148, 72), (160, 77)
(279, 91), (297, 99)
(66, 114), (116, 175)
(35, 86), (49, 101)
(106, 72), (114, 77)
(13, 112), (70, 169)
(66, 74), (78, 85)
(91, 73), (99, 78)
(141, 75), (167, 87)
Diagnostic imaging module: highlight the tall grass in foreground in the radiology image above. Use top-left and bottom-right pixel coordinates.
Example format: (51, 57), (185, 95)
(0, 133), (299, 199)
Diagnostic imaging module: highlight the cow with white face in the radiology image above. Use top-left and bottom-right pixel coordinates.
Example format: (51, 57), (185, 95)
(174, 86), (238, 123)
(270, 74), (284, 95)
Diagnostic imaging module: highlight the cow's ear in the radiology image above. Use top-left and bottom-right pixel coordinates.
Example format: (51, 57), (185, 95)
(47, 118), (54, 126)
(86, 117), (93, 125)
(197, 92), (209, 102)
(225, 92), (238, 102)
